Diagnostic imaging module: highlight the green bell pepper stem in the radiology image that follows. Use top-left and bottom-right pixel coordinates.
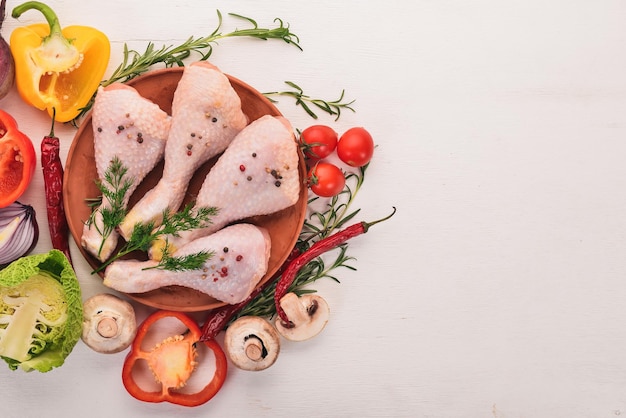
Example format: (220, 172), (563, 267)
(12, 1), (64, 37)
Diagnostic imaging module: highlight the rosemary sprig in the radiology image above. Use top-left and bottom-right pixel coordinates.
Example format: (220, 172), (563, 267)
(300, 164), (367, 244)
(231, 165), (367, 321)
(235, 245), (355, 320)
(92, 204), (218, 273)
(73, 11), (301, 123)
(264, 81), (356, 121)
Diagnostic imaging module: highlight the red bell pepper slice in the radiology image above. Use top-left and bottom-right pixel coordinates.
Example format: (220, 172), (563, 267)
(122, 310), (227, 407)
(0, 109), (36, 208)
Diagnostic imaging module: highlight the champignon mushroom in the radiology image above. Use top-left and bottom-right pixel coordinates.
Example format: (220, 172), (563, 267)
(81, 293), (137, 354)
(274, 293), (330, 341)
(224, 316), (280, 371)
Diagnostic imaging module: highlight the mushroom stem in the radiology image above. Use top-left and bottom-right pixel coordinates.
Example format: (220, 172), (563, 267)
(96, 317), (118, 338)
(275, 293), (330, 341)
(224, 316), (280, 371)
(81, 293), (137, 354)
(279, 292), (312, 328)
(244, 336), (265, 361)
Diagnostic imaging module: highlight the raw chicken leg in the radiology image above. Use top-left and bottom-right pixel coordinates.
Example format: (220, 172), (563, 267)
(81, 84), (171, 261)
(103, 223), (271, 304)
(118, 61), (248, 240)
(150, 115), (301, 258)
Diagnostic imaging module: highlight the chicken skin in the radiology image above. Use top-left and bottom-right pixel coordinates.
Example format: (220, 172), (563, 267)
(149, 115), (301, 258)
(81, 83), (171, 261)
(118, 61), (248, 240)
(103, 223), (271, 304)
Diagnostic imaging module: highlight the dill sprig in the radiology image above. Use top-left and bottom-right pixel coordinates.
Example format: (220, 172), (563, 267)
(264, 81), (356, 121)
(88, 157), (134, 255)
(73, 11), (302, 123)
(143, 244), (215, 272)
(158, 205), (218, 238)
(92, 204), (218, 274)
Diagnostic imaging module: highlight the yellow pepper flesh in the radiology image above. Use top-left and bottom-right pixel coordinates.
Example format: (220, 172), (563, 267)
(10, 4), (110, 122)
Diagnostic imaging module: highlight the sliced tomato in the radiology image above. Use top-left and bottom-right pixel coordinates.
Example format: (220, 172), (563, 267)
(0, 110), (36, 208)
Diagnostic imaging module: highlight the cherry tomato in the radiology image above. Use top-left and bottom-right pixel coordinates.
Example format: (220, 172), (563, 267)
(336, 127), (374, 167)
(0, 110), (36, 208)
(308, 162), (345, 197)
(300, 125), (338, 160)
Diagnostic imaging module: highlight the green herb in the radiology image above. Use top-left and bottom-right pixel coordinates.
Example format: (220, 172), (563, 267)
(87, 157), (134, 257)
(300, 165), (367, 244)
(236, 245), (354, 320)
(0, 250), (82, 373)
(73, 11), (302, 123)
(92, 204), (218, 274)
(264, 81), (356, 121)
(231, 166), (367, 321)
(143, 244), (214, 272)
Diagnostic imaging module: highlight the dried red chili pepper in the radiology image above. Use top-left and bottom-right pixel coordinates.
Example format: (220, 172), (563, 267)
(122, 310), (227, 407)
(199, 247), (301, 342)
(274, 207), (396, 326)
(40, 110), (72, 264)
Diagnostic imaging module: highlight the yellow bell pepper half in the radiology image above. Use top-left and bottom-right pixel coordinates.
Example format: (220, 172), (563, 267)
(10, 2), (110, 122)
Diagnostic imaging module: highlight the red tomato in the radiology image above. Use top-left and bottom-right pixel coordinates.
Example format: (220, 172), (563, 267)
(0, 110), (36, 208)
(300, 125), (338, 160)
(308, 162), (345, 197)
(336, 127), (374, 167)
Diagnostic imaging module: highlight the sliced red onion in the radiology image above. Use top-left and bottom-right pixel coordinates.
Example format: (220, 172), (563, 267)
(0, 202), (39, 266)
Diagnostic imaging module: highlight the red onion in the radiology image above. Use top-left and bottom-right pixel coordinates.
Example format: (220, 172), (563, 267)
(0, 202), (39, 266)
(0, 0), (14, 99)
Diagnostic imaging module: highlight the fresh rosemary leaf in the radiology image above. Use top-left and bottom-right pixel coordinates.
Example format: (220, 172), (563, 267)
(73, 11), (302, 123)
(264, 81), (356, 121)
(229, 167), (368, 322)
(234, 245), (354, 321)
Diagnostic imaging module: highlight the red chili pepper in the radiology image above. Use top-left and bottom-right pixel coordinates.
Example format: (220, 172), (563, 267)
(199, 246), (302, 342)
(274, 207), (396, 326)
(122, 310), (227, 407)
(41, 110), (72, 264)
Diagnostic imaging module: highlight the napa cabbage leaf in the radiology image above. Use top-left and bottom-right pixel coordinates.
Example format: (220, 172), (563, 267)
(0, 250), (82, 372)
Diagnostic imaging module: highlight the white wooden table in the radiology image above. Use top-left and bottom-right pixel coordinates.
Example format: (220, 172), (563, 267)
(2, 1), (626, 417)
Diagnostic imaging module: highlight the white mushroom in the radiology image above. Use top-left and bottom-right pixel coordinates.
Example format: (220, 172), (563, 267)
(224, 316), (280, 371)
(81, 293), (137, 354)
(274, 293), (330, 341)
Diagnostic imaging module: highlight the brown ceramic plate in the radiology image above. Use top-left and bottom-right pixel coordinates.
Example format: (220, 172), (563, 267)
(64, 67), (308, 312)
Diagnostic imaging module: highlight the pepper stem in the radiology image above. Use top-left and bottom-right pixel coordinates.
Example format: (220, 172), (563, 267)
(12, 1), (83, 74)
(362, 206), (397, 233)
(11, 1), (63, 35)
(48, 108), (56, 137)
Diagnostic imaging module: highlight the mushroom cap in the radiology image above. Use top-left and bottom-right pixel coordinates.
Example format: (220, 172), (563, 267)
(275, 293), (330, 342)
(82, 293), (137, 354)
(224, 316), (280, 371)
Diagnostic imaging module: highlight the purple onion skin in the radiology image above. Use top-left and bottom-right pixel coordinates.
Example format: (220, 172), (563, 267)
(0, 37), (13, 99)
(0, 202), (39, 269)
(22, 203), (39, 258)
(0, 0), (14, 100)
